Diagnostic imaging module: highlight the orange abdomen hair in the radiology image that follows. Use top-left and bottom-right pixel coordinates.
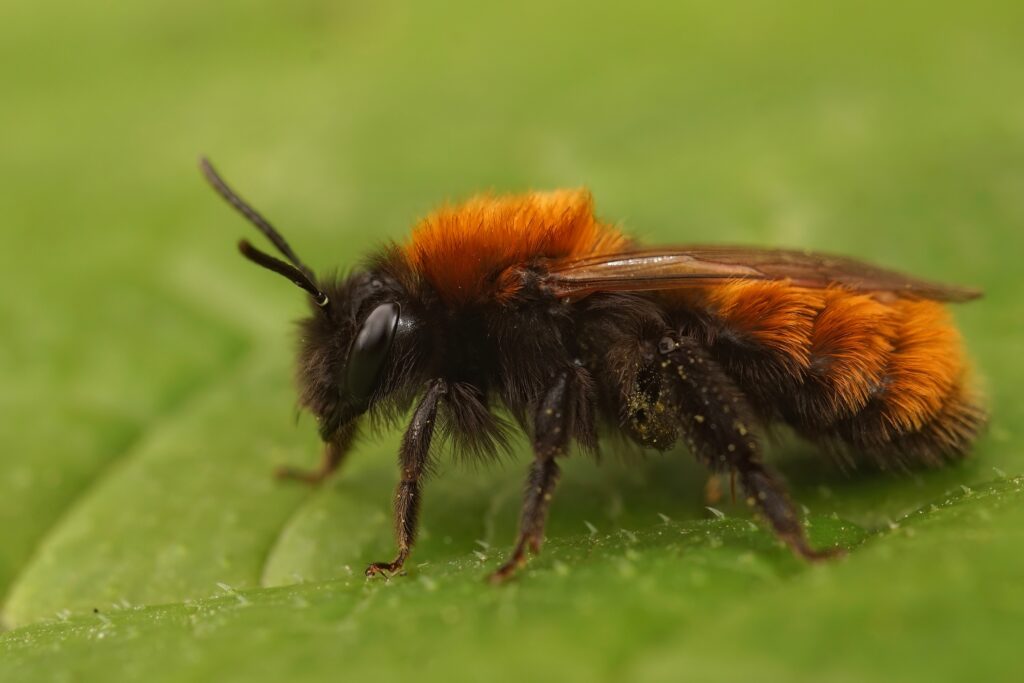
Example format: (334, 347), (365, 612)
(681, 281), (984, 467)
(404, 190), (628, 306)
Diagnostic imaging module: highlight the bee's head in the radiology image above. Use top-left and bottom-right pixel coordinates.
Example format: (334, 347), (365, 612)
(295, 269), (425, 437)
(200, 158), (425, 438)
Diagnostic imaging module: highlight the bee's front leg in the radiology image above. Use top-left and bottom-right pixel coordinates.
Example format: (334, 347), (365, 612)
(274, 419), (357, 485)
(365, 378), (447, 578)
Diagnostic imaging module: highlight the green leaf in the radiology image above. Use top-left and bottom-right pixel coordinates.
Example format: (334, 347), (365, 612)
(3, 1), (1023, 681)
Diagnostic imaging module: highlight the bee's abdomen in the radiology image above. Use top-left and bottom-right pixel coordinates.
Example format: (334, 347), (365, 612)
(689, 282), (985, 468)
(823, 299), (986, 467)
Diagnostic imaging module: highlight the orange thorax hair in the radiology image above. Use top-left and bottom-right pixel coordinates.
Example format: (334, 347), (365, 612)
(404, 189), (628, 306)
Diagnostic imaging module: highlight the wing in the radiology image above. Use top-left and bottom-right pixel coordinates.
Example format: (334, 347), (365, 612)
(542, 246), (981, 302)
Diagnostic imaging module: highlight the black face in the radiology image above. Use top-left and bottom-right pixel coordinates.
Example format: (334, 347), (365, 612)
(292, 269), (427, 438)
(346, 302), (401, 406)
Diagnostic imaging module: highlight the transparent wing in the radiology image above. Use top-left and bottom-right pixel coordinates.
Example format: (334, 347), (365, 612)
(542, 246), (981, 302)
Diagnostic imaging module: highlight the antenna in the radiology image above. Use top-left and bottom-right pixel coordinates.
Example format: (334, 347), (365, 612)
(200, 156), (328, 307)
(237, 240), (329, 307)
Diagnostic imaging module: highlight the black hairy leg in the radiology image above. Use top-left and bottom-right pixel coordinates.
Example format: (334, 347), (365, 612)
(275, 420), (358, 485)
(489, 371), (572, 583)
(658, 334), (843, 561)
(366, 379), (447, 578)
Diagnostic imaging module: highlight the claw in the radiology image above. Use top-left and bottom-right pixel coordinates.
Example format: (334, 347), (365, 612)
(487, 546), (530, 584)
(274, 465), (328, 486)
(487, 562), (522, 585)
(365, 553), (408, 579)
(365, 562), (396, 578)
(786, 536), (846, 563)
(800, 545), (847, 562)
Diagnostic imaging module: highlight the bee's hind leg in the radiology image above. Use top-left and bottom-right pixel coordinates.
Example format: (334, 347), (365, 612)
(658, 333), (844, 561)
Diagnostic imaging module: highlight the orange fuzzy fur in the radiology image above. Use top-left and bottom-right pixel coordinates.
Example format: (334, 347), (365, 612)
(694, 280), (972, 445)
(702, 281), (824, 370)
(405, 189), (628, 306)
(877, 300), (966, 432)
(805, 289), (899, 417)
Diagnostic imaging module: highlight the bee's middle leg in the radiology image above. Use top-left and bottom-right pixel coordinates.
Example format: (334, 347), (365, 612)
(489, 371), (572, 583)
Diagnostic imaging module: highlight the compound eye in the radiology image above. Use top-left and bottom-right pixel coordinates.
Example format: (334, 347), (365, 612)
(346, 302), (400, 403)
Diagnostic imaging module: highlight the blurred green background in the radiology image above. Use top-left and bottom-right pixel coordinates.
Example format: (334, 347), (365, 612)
(2, 1), (1023, 681)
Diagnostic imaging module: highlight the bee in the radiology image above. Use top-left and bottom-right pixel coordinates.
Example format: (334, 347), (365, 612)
(200, 158), (986, 582)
